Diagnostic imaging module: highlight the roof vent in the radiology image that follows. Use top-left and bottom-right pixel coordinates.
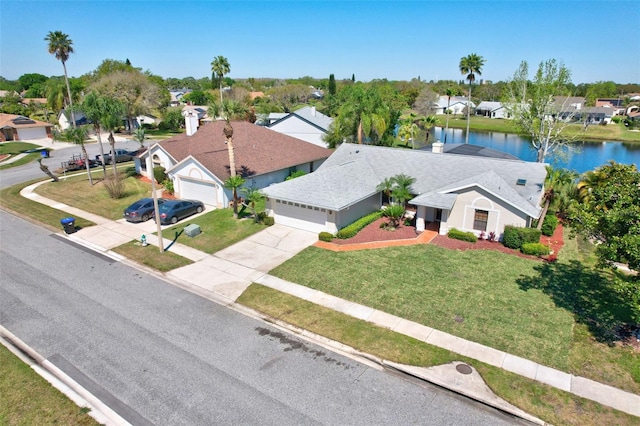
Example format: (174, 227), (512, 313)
(516, 179), (527, 186)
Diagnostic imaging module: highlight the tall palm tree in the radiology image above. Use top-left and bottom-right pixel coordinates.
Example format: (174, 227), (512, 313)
(443, 87), (455, 143)
(459, 53), (485, 144)
(538, 166), (577, 229)
(224, 175), (246, 219)
(45, 31), (76, 127)
(211, 55), (230, 107)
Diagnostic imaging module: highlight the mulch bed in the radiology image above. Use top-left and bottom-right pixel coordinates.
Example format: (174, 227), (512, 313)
(330, 217), (420, 245)
(333, 217), (566, 262)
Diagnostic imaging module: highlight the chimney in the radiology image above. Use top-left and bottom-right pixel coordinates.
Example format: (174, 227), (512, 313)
(185, 110), (199, 136)
(432, 141), (444, 154)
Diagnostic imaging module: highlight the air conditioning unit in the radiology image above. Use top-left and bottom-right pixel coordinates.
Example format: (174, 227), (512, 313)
(184, 224), (201, 237)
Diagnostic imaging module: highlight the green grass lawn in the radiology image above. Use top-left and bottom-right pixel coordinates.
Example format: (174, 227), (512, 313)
(268, 233), (640, 395)
(0, 345), (99, 425)
(0, 141), (45, 169)
(238, 284), (638, 426)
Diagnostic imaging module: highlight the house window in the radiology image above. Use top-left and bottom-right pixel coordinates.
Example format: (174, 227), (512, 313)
(473, 210), (489, 231)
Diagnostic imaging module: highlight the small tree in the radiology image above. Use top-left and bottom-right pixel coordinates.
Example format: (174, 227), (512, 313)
(224, 175), (246, 218)
(241, 186), (265, 223)
(383, 204), (405, 229)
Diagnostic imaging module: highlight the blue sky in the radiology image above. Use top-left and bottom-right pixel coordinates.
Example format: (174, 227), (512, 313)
(1, 1), (638, 84)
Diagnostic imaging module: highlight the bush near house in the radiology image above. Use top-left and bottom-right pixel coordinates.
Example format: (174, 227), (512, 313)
(153, 166), (166, 184)
(541, 214), (558, 237)
(336, 210), (384, 239)
(447, 228), (477, 243)
(319, 232), (334, 242)
(503, 225), (542, 250)
(521, 242), (551, 256)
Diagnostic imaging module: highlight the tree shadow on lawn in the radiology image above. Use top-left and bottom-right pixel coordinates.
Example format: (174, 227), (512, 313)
(517, 260), (638, 344)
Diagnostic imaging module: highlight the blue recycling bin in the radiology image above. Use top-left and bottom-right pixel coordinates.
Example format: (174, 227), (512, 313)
(60, 217), (76, 234)
(41, 149), (50, 158)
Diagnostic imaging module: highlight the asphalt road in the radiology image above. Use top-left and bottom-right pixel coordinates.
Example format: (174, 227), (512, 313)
(0, 211), (519, 425)
(0, 139), (141, 189)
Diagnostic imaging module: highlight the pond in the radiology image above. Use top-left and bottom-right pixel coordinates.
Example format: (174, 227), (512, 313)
(427, 127), (640, 174)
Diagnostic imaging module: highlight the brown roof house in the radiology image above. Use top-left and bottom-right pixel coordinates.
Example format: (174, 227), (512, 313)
(0, 113), (53, 142)
(136, 120), (332, 207)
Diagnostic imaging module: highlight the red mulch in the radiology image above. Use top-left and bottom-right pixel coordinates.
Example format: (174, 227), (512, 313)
(136, 175), (176, 199)
(334, 216), (566, 262)
(331, 217), (420, 245)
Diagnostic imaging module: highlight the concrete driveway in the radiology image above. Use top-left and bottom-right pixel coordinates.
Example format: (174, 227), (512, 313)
(166, 225), (317, 303)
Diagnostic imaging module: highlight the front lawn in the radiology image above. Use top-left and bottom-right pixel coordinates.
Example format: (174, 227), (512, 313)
(268, 233), (640, 394)
(0, 141), (45, 169)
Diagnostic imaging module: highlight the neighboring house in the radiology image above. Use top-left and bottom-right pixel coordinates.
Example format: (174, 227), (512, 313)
(136, 120), (332, 208)
(595, 98), (625, 115)
(182, 105), (210, 122)
(169, 89), (191, 107)
(57, 109), (88, 130)
(263, 143), (546, 237)
(475, 101), (507, 119)
(0, 113), (53, 141)
(137, 114), (159, 127)
(432, 96), (475, 115)
(0, 90), (19, 98)
(20, 98), (48, 107)
(266, 106), (333, 147)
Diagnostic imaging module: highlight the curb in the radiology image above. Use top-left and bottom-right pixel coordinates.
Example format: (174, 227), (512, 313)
(0, 325), (131, 426)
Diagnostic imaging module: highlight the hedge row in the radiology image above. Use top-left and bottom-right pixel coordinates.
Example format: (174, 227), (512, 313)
(503, 225), (541, 249)
(319, 232), (334, 242)
(447, 228), (477, 243)
(336, 210), (384, 239)
(521, 242), (551, 256)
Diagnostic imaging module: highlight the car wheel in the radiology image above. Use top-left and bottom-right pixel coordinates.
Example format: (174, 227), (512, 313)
(170, 216), (178, 224)
(196, 206), (203, 213)
(142, 214), (149, 222)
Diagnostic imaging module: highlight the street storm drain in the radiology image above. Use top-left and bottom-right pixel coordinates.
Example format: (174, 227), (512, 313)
(456, 363), (473, 375)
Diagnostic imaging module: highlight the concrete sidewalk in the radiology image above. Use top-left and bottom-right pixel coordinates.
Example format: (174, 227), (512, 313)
(18, 181), (640, 421)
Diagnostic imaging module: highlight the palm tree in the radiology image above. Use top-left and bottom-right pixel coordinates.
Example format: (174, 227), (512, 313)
(443, 87), (455, 143)
(45, 31), (76, 127)
(391, 174), (416, 207)
(459, 53), (485, 144)
(211, 55), (230, 107)
(538, 166), (577, 229)
(224, 175), (246, 219)
(241, 186), (265, 223)
(376, 177), (395, 205)
(417, 115), (438, 143)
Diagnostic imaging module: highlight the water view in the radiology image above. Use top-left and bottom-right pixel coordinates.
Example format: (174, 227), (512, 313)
(427, 127), (640, 174)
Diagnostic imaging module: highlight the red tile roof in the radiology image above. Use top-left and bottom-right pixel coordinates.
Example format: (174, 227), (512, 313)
(158, 120), (332, 179)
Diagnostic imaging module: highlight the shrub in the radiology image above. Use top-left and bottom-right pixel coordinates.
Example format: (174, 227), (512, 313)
(382, 204), (405, 228)
(162, 178), (174, 195)
(319, 232), (334, 242)
(541, 214), (558, 236)
(285, 170), (306, 181)
(487, 231), (496, 242)
(153, 166), (166, 184)
(503, 225), (541, 249)
(103, 174), (125, 199)
(337, 210), (384, 239)
(521, 242), (551, 256)
(447, 228), (477, 243)
(263, 216), (274, 226)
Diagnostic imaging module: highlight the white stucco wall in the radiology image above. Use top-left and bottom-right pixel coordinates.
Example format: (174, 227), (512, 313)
(443, 187), (531, 238)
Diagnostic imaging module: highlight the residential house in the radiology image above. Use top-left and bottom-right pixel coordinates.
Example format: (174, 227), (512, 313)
(475, 101), (507, 119)
(595, 98), (625, 115)
(266, 106), (333, 147)
(432, 96), (475, 116)
(136, 114), (160, 128)
(169, 89), (191, 107)
(262, 143), (546, 237)
(0, 113), (53, 141)
(58, 109), (88, 130)
(136, 120), (332, 207)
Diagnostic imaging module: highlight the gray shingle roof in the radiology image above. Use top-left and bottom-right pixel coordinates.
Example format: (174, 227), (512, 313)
(263, 143), (546, 217)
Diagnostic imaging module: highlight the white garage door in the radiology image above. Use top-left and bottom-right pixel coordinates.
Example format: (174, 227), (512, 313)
(17, 127), (47, 141)
(179, 177), (217, 206)
(273, 200), (327, 233)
